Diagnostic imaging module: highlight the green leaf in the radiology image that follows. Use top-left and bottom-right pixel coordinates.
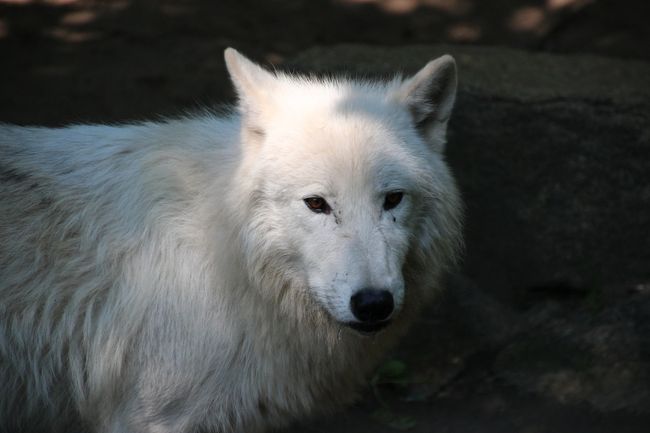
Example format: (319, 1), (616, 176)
(375, 360), (408, 380)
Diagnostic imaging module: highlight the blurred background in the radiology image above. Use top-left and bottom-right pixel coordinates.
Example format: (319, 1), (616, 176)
(1, 1), (649, 432)
(1, 0), (648, 124)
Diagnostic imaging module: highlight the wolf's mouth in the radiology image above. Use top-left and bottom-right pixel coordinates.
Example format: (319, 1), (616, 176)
(345, 320), (391, 335)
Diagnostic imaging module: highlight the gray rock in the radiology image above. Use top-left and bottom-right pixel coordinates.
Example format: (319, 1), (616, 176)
(495, 292), (650, 412)
(291, 44), (650, 104)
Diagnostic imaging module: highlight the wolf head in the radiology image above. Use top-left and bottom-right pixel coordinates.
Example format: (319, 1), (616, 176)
(225, 49), (462, 335)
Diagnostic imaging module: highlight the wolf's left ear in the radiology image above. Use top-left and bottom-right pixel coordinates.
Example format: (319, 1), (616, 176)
(394, 55), (457, 152)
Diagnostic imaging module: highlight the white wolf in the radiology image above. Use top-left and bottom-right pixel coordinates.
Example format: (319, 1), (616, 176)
(0, 49), (462, 433)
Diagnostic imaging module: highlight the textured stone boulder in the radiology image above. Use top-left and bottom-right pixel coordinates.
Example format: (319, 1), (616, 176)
(495, 292), (650, 412)
(287, 45), (650, 419)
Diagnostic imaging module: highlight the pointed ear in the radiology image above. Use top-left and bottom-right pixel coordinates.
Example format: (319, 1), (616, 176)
(224, 48), (276, 136)
(394, 55), (457, 152)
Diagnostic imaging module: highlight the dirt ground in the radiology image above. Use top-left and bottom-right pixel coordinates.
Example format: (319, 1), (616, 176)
(1, 1), (649, 432)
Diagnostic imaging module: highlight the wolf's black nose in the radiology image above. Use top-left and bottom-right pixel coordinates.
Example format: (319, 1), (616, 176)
(350, 289), (394, 323)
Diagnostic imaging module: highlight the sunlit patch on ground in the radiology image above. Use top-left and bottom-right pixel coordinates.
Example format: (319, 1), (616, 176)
(446, 22), (481, 42)
(546, 0), (593, 11)
(61, 9), (96, 26)
(0, 18), (7, 38)
(508, 6), (546, 33)
(45, 26), (100, 42)
(337, 0), (473, 15)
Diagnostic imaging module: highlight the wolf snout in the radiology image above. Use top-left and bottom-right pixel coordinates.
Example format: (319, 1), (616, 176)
(347, 289), (394, 333)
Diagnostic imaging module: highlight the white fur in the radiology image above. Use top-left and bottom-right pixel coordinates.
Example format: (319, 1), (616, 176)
(0, 49), (463, 433)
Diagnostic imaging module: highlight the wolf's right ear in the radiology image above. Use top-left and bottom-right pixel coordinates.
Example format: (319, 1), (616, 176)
(224, 48), (276, 134)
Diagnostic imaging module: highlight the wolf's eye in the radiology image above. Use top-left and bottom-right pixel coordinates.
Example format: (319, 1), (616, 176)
(304, 196), (331, 214)
(383, 192), (403, 211)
